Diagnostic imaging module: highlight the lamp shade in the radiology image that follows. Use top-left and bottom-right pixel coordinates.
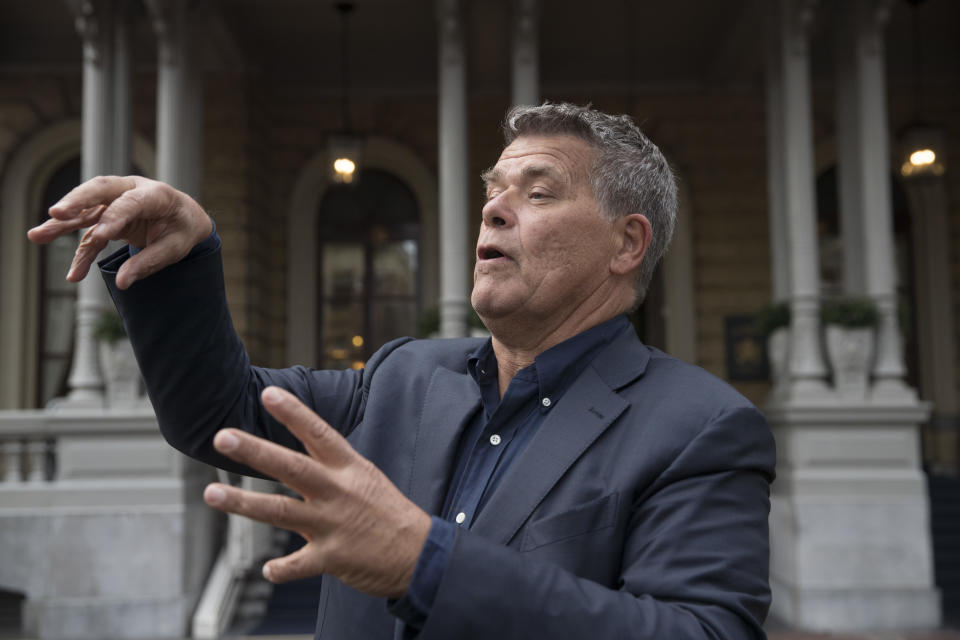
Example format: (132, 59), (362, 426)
(328, 133), (363, 184)
(900, 124), (945, 178)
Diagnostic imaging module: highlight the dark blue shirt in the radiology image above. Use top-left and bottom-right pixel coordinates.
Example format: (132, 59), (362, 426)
(390, 314), (632, 629)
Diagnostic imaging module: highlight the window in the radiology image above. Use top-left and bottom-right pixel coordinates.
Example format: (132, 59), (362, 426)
(317, 169), (420, 369)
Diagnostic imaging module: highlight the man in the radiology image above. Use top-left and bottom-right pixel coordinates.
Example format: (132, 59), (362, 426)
(29, 103), (775, 639)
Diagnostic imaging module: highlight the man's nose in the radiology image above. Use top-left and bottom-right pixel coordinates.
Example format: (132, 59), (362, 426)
(481, 193), (516, 228)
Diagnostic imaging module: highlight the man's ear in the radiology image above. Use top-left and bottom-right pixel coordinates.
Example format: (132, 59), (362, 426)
(610, 213), (651, 276)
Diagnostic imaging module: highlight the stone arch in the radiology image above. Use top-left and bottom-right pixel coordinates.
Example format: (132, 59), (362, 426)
(0, 120), (155, 408)
(286, 137), (438, 366)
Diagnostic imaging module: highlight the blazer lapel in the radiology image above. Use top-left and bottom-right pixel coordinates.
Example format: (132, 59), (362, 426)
(405, 365), (480, 515)
(471, 329), (650, 545)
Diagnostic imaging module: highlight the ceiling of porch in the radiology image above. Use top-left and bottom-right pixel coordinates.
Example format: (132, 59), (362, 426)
(0, 0), (957, 97)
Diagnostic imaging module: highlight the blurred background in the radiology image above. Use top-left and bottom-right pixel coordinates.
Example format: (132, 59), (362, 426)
(0, 0), (957, 637)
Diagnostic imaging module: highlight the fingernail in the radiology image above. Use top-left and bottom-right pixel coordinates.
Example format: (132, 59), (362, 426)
(262, 387), (282, 404)
(216, 430), (239, 452)
(51, 199), (66, 210)
(262, 564), (273, 581)
(205, 485), (226, 505)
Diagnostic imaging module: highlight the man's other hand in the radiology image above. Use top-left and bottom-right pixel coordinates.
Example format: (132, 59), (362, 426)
(202, 386), (432, 599)
(26, 175), (212, 290)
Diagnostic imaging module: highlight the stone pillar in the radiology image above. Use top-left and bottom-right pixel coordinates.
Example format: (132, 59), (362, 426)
(60, 0), (118, 408)
(842, 0), (914, 402)
(111, 0), (134, 176)
(437, 0), (469, 338)
(147, 0), (204, 196)
(763, 28), (788, 303)
(510, 0), (539, 107)
(764, 0), (828, 401)
(766, 1), (940, 630)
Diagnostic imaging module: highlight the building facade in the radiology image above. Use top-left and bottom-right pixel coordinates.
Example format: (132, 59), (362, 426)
(0, 0), (958, 637)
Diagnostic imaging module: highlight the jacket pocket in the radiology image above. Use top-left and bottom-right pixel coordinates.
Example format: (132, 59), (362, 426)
(521, 492), (619, 552)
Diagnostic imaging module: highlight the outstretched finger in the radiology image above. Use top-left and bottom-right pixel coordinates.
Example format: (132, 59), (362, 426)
(66, 223), (112, 282)
(262, 543), (323, 584)
(48, 175), (138, 220)
(203, 482), (316, 534)
(27, 204), (108, 245)
(260, 387), (356, 468)
(210, 428), (330, 498)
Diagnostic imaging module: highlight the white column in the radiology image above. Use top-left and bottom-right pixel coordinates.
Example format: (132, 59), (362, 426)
(766, 0), (828, 400)
(511, 0), (539, 107)
(847, 0), (913, 402)
(148, 0), (205, 196)
(437, 0), (469, 338)
(60, 0), (117, 407)
(111, 0), (134, 176)
(763, 14), (788, 302)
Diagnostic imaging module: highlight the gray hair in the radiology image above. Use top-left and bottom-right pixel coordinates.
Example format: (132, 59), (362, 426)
(502, 102), (678, 303)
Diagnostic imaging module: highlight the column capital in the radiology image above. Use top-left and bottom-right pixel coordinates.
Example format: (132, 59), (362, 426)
(64, 0), (108, 63)
(436, 0), (465, 66)
(512, 0), (539, 65)
(859, 0), (895, 55)
(144, 0), (182, 64)
(777, 0), (818, 54)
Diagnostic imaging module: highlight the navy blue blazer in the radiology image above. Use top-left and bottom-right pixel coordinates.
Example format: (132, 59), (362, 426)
(101, 243), (776, 640)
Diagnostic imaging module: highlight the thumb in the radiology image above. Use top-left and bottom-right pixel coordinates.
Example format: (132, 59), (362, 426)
(263, 543), (323, 584)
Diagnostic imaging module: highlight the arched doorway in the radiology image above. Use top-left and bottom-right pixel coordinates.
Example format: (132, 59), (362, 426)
(286, 138), (438, 367)
(315, 169), (421, 369)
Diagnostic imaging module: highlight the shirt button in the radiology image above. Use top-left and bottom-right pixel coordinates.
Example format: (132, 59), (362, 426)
(455, 512), (466, 524)
(489, 434), (502, 446)
(542, 397), (552, 407)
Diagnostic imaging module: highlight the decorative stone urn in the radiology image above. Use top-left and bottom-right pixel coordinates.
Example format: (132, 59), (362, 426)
(99, 338), (141, 408)
(824, 325), (875, 400)
(767, 327), (789, 386)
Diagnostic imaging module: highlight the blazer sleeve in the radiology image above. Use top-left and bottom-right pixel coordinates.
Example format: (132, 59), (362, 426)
(418, 404), (775, 640)
(98, 240), (410, 476)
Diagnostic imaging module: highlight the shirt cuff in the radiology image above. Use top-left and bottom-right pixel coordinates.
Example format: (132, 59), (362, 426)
(387, 516), (456, 630)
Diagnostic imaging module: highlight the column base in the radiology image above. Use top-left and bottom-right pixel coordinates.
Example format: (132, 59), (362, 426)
(766, 398), (940, 632)
(871, 377), (919, 404)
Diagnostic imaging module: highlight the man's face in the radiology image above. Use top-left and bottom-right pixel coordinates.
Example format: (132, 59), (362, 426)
(472, 134), (620, 328)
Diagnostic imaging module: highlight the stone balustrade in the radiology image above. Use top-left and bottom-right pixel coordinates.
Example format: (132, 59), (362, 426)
(0, 408), (220, 639)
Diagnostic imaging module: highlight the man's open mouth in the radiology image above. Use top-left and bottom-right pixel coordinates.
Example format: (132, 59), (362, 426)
(477, 246), (509, 261)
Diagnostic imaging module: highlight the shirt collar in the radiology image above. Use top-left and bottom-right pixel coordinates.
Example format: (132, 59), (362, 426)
(467, 314), (632, 407)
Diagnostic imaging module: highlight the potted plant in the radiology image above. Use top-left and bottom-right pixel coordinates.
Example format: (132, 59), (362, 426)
(94, 310), (141, 408)
(755, 301), (790, 385)
(821, 296), (878, 400)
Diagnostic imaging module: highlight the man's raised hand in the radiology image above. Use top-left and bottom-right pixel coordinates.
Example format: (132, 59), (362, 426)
(202, 386), (432, 599)
(27, 175), (212, 290)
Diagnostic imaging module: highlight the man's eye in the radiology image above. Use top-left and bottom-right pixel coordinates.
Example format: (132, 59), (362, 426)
(529, 191), (549, 200)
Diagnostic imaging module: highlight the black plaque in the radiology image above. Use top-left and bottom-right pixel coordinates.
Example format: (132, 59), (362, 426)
(724, 314), (769, 381)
